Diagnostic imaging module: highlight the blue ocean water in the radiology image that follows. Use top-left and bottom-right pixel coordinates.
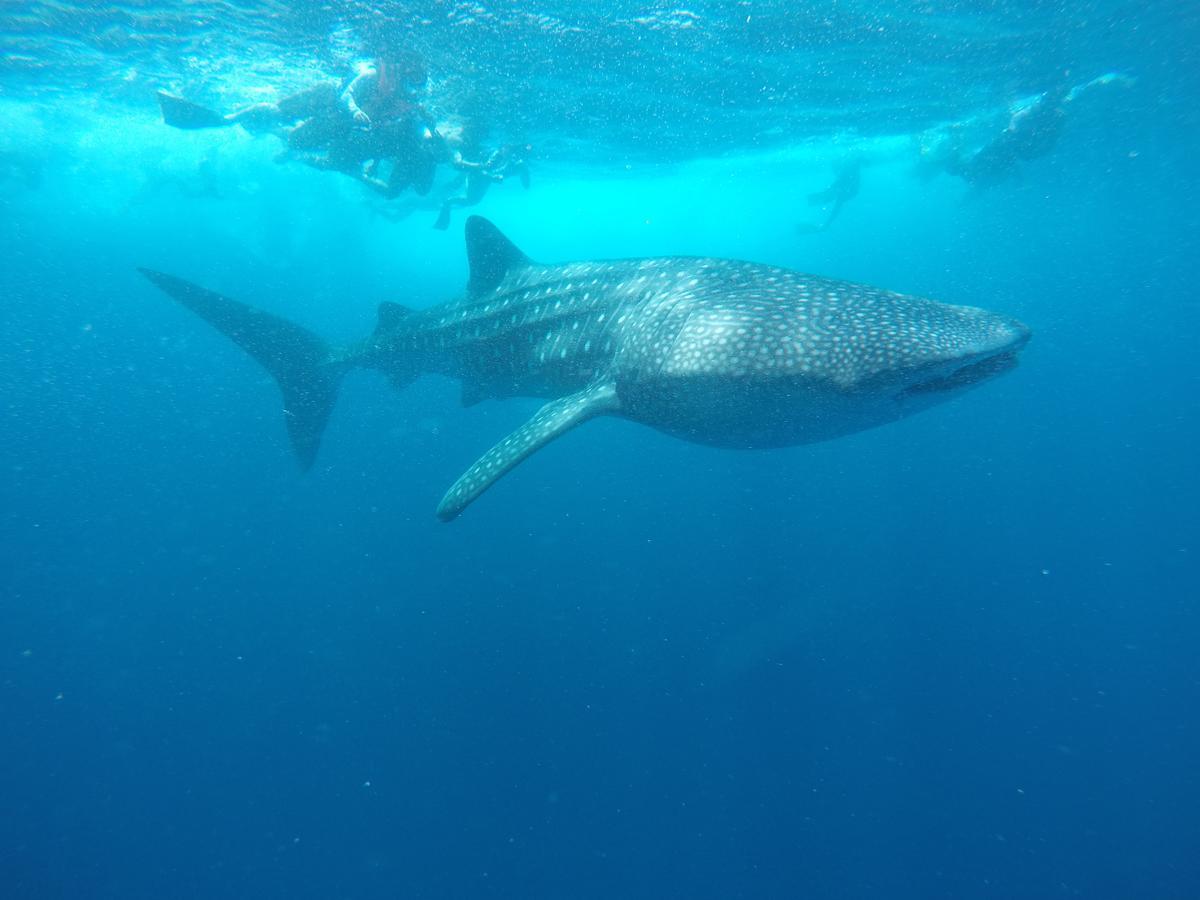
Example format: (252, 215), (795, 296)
(1, 2), (1197, 897)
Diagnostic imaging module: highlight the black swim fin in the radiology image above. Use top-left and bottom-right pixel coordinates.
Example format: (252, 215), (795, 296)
(157, 91), (229, 130)
(138, 269), (346, 468)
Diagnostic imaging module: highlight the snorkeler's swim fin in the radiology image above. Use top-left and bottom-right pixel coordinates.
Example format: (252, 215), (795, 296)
(807, 186), (835, 206)
(157, 91), (229, 130)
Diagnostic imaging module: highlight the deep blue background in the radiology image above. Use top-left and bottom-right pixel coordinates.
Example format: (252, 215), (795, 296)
(2, 3), (1198, 898)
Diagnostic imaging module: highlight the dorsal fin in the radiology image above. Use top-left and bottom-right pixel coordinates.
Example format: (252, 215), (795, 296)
(374, 301), (413, 336)
(465, 216), (532, 297)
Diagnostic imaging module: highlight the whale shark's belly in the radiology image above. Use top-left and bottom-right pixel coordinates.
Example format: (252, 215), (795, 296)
(615, 373), (904, 448)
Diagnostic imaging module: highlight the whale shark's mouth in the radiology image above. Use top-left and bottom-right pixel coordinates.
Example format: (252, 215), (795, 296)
(902, 348), (1021, 397)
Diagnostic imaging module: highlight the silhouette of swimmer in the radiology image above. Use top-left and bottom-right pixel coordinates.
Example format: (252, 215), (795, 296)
(944, 88), (1068, 187)
(159, 52), (440, 199)
(797, 159), (861, 233)
(433, 142), (531, 230)
(287, 56), (435, 197)
(932, 72), (1135, 187)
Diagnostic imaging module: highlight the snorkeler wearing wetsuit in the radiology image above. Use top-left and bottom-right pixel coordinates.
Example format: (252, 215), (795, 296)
(158, 51), (434, 197)
(432, 142), (532, 230)
(288, 55), (432, 196)
(933, 72), (1135, 187)
(798, 159), (862, 233)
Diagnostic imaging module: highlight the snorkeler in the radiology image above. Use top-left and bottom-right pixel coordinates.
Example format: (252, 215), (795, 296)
(359, 115), (496, 203)
(157, 47), (435, 198)
(946, 86), (1070, 187)
(797, 159), (862, 233)
(286, 53), (433, 196)
(432, 142), (532, 230)
(930, 71), (1135, 188)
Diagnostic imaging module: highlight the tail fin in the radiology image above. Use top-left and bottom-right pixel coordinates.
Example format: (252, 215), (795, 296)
(139, 269), (345, 469)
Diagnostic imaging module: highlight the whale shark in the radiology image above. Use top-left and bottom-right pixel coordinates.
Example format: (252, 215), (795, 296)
(140, 217), (1030, 520)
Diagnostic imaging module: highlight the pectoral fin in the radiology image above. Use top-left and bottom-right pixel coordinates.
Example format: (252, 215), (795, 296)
(437, 381), (619, 521)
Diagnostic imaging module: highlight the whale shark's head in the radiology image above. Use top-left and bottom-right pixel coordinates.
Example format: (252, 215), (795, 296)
(796, 294), (1032, 440)
(620, 274), (1031, 447)
(867, 303), (1032, 409)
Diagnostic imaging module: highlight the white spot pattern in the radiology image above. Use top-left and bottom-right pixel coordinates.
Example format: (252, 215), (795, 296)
(364, 256), (1021, 395)
(359, 249), (1025, 518)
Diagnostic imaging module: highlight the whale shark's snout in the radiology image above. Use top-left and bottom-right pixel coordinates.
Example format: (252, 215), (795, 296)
(969, 313), (1032, 361)
(898, 310), (1031, 399)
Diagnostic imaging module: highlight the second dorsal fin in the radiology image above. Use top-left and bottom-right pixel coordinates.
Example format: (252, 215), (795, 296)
(465, 216), (532, 297)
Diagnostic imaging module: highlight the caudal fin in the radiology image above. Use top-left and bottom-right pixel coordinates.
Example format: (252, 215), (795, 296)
(139, 269), (344, 468)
